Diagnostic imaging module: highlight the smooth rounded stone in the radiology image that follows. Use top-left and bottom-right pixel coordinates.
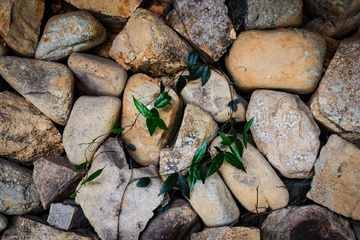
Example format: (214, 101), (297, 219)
(189, 172), (240, 227)
(0, 0), (44, 57)
(261, 205), (356, 240)
(307, 135), (360, 221)
(176, 70), (247, 123)
(0, 56), (75, 126)
(121, 73), (182, 166)
(35, 11), (107, 61)
(0, 214), (8, 232)
(63, 95), (121, 165)
(0, 91), (63, 164)
(191, 226), (260, 240)
(210, 135), (289, 213)
(309, 37), (360, 145)
(225, 28), (326, 94)
(68, 53), (127, 97)
(246, 90), (320, 178)
(109, 8), (192, 77)
(0, 158), (41, 215)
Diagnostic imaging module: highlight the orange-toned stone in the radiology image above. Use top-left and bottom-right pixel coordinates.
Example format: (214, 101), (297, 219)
(191, 226), (260, 240)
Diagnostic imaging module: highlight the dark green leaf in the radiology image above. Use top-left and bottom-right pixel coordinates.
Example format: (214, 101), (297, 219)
(243, 133), (248, 149)
(164, 5), (174, 14)
(189, 64), (201, 75)
(187, 50), (198, 69)
(150, 108), (159, 118)
(76, 162), (87, 170)
(146, 118), (157, 136)
(228, 136), (237, 143)
(164, 205), (171, 210)
(214, 146), (221, 152)
(206, 152), (224, 179)
(113, 122), (120, 130)
(113, 127), (125, 134)
(176, 76), (187, 93)
(201, 66), (211, 86)
(160, 82), (165, 93)
(224, 152), (246, 172)
(236, 138), (244, 157)
(70, 193), (77, 198)
(86, 167), (105, 182)
(244, 117), (254, 133)
(154, 92), (172, 109)
(218, 132), (232, 145)
(159, 173), (178, 196)
(188, 165), (200, 192)
(136, 177), (151, 187)
(176, 173), (190, 199)
(153, 117), (168, 130)
(218, 122), (230, 133)
(199, 165), (207, 184)
(230, 145), (241, 162)
(229, 81), (237, 86)
(127, 143), (136, 151)
(231, 118), (237, 126)
(231, 127), (237, 137)
(133, 96), (152, 119)
(192, 141), (208, 164)
(231, 102), (237, 112)
(233, 99), (241, 104)
(183, 75), (201, 81)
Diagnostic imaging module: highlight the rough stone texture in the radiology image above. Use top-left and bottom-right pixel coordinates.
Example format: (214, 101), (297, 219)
(109, 8), (192, 77)
(122, 74), (182, 166)
(245, 0), (302, 30)
(33, 157), (82, 210)
(189, 172), (240, 227)
(35, 11), (107, 61)
(68, 53), (127, 97)
(0, 0), (44, 57)
(160, 104), (218, 176)
(0, 56), (75, 125)
(350, 220), (360, 240)
(176, 70), (247, 123)
(0, 43), (9, 56)
(94, 33), (117, 59)
(47, 203), (89, 230)
(166, 0), (234, 63)
(0, 91), (63, 164)
(307, 135), (360, 221)
(246, 90), (320, 178)
(0, 158), (41, 215)
(261, 205), (356, 240)
(210, 135), (289, 213)
(140, 198), (201, 240)
(309, 36), (360, 145)
(226, 29), (326, 94)
(63, 95), (121, 165)
(0, 213), (8, 232)
(191, 226), (261, 240)
(94, 137), (129, 170)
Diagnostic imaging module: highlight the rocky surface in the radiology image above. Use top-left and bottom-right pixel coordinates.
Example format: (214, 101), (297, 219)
(0, 213), (8, 232)
(47, 203), (89, 230)
(191, 226), (260, 240)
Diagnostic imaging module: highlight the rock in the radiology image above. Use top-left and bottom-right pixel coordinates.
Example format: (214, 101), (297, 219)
(0, 56), (75, 126)
(246, 90), (320, 178)
(94, 137), (129, 170)
(0, 0), (44, 57)
(63, 95), (121, 165)
(189, 172), (240, 227)
(0, 91), (63, 164)
(121, 73), (182, 166)
(47, 203), (89, 230)
(176, 70), (247, 123)
(68, 53), (127, 97)
(33, 157), (82, 210)
(0, 213), (8, 232)
(210, 135), (289, 213)
(35, 11), (107, 61)
(94, 33), (117, 59)
(109, 8), (192, 77)
(166, 0), (234, 63)
(225, 29), (326, 94)
(283, 178), (312, 204)
(140, 198), (201, 240)
(160, 104), (218, 176)
(191, 226), (260, 240)
(307, 135), (360, 221)
(0, 158), (41, 215)
(309, 36), (360, 145)
(261, 205), (356, 240)
(0, 43), (9, 56)
(349, 220), (360, 240)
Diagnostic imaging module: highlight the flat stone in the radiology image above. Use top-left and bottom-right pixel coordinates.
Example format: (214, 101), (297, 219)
(68, 53), (127, 97)
(109, 8), (192, 77)
(191, 226), (260, 240)
(0, 91), (63, 164)
(0, 56), (75, 125)
(47, 203), (89, 230)
(121, 73), (182, 166)
(307, 135), (360, 221)
(226, 29), (326, 94)
(0, 213), (8, 232)
(35, 11), (107, 61)
(246, 90), (320, 178)
(0, 0), (44, 57)
(261, 205), (356, 240)
(63, 95), (121, 165)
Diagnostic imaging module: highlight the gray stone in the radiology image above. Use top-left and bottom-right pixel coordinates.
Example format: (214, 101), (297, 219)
(0, 43), (9, 56)
(349, 220), (360, 240)
(47, 203), (89, 230)
(0, 56), (75, 126)
(94, 137), (129, 170)
(191, 226), (260, 240)
(0, 213), (8, 232)
(35, 11), (107, 61)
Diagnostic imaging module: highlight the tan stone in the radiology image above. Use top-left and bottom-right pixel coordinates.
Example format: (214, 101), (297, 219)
(191, 226), (260, 240)
(121, 73), (182, 166)
(225, 28), (326, 94)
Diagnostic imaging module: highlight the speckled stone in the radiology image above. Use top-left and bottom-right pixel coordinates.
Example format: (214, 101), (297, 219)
(0, 213), (7, 232)
(191, 226), (260, 240)
(47, 203), (89, 230)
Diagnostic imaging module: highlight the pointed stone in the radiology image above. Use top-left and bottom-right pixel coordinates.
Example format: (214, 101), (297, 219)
(47, 203), (89, 230)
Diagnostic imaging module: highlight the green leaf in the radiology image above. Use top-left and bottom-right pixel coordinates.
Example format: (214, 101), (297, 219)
(231, 127), (237, 137)
(229, 81), (237, 86)
(243, 133), (248, 149)
(76, 162), (87, 170)
(150, 108), (160, 118)
(233, 99), (241, 104)
(201, 66), (211, 86)
(199, 165), (207, 184)
(160, 82), (165, 93)
(154, 92), (172, 109)
(224, 152), (246, 172)
(176, 76), (187, 93)
(70, 193), (77, 198)
(187, 50), (198, 69)
(183, 75), (201, 81)
(158, 173), (178, 196)
(127, 143), (136, 151)
(218, 122), (230, 133)
(113, 127), (125, 134)
(153, 117), (168, 130)
(113, 122), (120, 130)
(244, 117), (254, 133)
(189, 64), (201, 75)
(206, 152), (224, 179)
(164, 5), (174, 14)
(146, 118), (157, 136)
(133, 96), (152, 119)
(231, 102), (237, 112)
(230, 145), (241, 162)
(188, 165), (200, 192)
(218, 132), (232, 145)
(236, 138), (244, 157)
(176, 173), (190, 199)
(214, 146), (221, 152)
(136, 177), (151, 187)
(86, 167), (105, 182)
(192, 141), (208, 164)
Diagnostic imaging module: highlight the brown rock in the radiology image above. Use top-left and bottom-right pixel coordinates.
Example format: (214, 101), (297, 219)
(191, 226), (260, 240)
(94, 33), (117, 59)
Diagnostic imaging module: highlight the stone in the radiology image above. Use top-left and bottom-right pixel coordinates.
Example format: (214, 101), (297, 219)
(0, 213), (8, 232)
(261, 205), (356, 240)
(210, 135), (289, 213)
(35, 11), (107, 61)
(160, 104), (218, 176)
(0, 158), (41, 215)
(307, 135), (360, 221)
(0, 56), (75, 126)
(246, 90), (320, 178)
(189, 172), (240, 227)
(166, 0), (234, 63)
(33, 157), (82, 210)
(191, 226), (260, 240)
(0, 0), (44, 57)
(109, 8), (192, 77)
(283, 178), (312, 204)
(176, 70), (247, 123)
(225, 28), (326, 94)
(0, 43), (9, 56)
(94, 137), (129, 170)
(68, 53), (127, 97)
(0, 91), (63, 164)
(121, 73), (182, 166)
(140, 198), (201, 240)
(94, 33), (117, 59)
(47, 203), (89, 230)
(63, 95), (121, 165)
(309, 36), (360, 145)
(349, 220), (360, 240)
